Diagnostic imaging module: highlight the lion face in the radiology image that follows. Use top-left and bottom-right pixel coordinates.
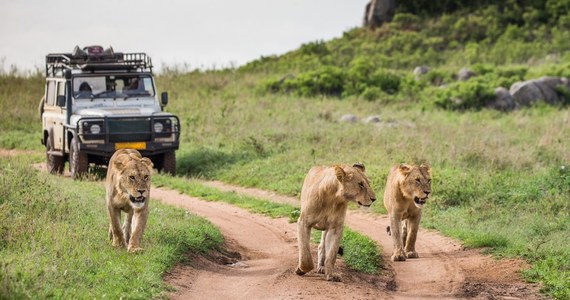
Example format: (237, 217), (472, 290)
(336, 163), (376, 207)
(121, 160), (152, 209)
(400, 164), (431, 208)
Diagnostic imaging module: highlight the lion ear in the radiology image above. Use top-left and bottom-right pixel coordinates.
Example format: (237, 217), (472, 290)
(334, 165), (346, 181)
(141, 157), (154, 170)
(398, 163), (413, 175)
(353, 163), (365, 172)
(113, 153), (130, 171)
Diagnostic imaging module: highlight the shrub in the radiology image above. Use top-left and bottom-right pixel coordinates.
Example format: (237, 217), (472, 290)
(432, 79), (496, 110)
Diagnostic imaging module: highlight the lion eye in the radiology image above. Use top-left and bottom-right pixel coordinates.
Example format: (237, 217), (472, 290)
(144, 175), (149, 181)
(415, 178), (421, 185)
(359, 182), (365, 189)
(129, 176), (136, 181)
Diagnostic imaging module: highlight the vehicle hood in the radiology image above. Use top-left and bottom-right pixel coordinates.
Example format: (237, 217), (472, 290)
(74, 107), (159, 117)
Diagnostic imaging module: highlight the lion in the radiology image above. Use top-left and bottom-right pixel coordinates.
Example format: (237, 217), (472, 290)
(296, 163), (376, 281)
(383, 163), (431, 262)
(106, 149), (153, 253)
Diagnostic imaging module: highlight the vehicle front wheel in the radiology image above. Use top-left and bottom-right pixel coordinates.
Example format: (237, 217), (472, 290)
(46, 137), (64, 174)
(161, 151), (176, 176)
(69, 137), (88, 179)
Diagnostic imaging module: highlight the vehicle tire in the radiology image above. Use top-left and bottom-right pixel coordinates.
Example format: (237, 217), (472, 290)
(46, 136), (64, 174)
(161, 151), (176, 176)
(69, 136), (88, 179)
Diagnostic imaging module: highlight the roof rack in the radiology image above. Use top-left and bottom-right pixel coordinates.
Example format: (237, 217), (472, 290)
(45, 45), (153, 77)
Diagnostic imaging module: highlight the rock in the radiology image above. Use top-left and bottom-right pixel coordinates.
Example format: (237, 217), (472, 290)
(510, 78), (561, 107)
(457, 67), (476, 81)
(340, 114), (358, 123)
(363, 0), (396, 29)
(364, 115), (381, 123)
(413, 66), (430, 78)
(488, 87), (516, 111)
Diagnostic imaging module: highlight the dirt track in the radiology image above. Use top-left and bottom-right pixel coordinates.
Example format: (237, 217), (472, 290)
(155, 181), (544, 300)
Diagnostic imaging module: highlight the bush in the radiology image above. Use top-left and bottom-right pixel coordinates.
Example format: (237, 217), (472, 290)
(432, 79), (496, 110)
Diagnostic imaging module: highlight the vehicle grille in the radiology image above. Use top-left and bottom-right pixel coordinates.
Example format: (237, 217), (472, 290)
(108, 119), (151, 142)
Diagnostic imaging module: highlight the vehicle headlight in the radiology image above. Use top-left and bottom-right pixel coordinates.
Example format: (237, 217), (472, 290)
(153, 122), (164, 133)
(91, 124), (101, 134)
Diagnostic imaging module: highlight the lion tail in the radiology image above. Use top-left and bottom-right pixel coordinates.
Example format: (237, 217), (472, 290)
(386, 226), (391, 236)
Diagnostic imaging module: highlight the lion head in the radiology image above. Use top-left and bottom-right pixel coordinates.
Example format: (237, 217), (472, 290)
(334, 163), (376, 207)
(112, 150), (154, 210)
(398, 163), (431, 208)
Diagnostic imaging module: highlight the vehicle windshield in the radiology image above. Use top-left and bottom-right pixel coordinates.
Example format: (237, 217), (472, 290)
(73, 75), (155, 99)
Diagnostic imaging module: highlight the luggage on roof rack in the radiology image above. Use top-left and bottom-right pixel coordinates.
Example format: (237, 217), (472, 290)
(45, 45), (153, 77)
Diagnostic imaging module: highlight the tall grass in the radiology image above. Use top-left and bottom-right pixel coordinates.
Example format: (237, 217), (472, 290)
(0, 156), (223, 299)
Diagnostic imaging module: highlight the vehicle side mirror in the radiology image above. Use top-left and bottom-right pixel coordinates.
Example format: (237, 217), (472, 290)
(57, 95), (66, 107)
(161, 92), (168, 106)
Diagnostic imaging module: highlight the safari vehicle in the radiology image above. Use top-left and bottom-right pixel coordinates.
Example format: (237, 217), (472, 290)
(40, 45), (180, 179)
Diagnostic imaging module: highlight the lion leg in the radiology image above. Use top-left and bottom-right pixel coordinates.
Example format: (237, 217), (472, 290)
(296, 219), (314, 275)
(108, 206), (126, 248)
(389, 213), (406, 261)
(324, 226), (343, 282)
(128, 208), (148, 253)
(405, 215), (421, 259)
(123, 210), (133, 244)
(401, 219), (408, 249)
(316, 231), (326, 274)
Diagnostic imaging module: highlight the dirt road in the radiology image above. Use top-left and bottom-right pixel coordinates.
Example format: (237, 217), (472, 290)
(155, 181), (544, 300)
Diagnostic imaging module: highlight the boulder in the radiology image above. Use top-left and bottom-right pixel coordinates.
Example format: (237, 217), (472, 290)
(413, 66), (430, 78)
(488, 87), (516, 111)
(340, 114), (358, 123)
(510, 78), (561, 107)
(457, 68), (476, 81)
(363, 0), (396, 29)
(364, 115), (381, 123)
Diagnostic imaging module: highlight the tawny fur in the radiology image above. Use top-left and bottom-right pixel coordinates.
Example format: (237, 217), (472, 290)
(383, 163), (431, 262)
(106, 149), (153, 253)
(296, 163), (376, 282)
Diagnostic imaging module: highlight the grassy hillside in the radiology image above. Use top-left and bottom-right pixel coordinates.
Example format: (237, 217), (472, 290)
(1, 2), (569, 298)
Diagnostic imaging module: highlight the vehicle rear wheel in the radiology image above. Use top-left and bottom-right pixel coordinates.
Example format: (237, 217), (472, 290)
(46, 137), (64, 174)
(161, 151), (176, 176)
(69, 136), (88, 179)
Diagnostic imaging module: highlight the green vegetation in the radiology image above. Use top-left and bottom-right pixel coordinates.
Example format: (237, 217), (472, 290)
(0, 156), (223, 299)
(2, 1), (570, 298)
(153, 175), (383, 275)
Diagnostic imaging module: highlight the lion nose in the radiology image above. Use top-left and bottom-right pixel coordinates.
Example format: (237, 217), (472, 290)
(370, 197), (376, 202)
(137, 189), (145, 195)
(424, 191), (430, 196)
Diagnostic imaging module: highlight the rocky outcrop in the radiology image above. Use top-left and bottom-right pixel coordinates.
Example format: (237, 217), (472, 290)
(363, 0), (396, 29)
(509, 77), (569, 107)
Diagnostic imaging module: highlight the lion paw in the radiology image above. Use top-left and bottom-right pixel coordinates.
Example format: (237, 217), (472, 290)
(316, 266), (325, 274)
(406, 251), (419, 259)
(391, 253), (406, 262)
(127, 247), (144, 253)
(326, 273), (342, 282)
(295, 268), (306, 276)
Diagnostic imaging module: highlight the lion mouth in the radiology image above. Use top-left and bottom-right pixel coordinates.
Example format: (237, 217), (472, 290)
(414, 196), (428, 206)
(358, 201), (371, 208)
(130, 195), (146, 204)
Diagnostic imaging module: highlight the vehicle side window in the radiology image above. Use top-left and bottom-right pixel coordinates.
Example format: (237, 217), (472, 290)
(46, 81), (56, 106)
(57, 81), (66, 106)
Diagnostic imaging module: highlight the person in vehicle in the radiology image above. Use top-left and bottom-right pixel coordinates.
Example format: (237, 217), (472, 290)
(76, 82), (92, 98)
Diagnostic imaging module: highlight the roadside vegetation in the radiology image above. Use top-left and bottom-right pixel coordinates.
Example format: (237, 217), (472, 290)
(1, 0), (570, 298)
(0, 156), (223, 299)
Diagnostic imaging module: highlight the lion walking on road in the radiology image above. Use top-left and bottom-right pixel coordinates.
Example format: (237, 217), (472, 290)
(106, 149), (153, 253)
(296, 163), (376, 281)
(383, 163), (431, 262)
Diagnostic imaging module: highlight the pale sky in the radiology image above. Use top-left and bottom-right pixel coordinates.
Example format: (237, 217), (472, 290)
(0, 0), (369, 73)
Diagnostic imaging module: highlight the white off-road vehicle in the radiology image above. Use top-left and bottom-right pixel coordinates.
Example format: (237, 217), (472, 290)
(40, 45), (180, 179)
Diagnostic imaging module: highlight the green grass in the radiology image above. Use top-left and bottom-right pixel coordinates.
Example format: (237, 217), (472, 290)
(153, 174), (383, 275)
(0, 156), (223, 299)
